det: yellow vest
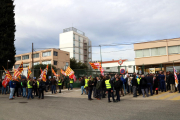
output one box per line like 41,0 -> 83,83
58,80 -> 62,85
70,79 -> 73,84
84,79 -> 89,88
37,81 -> 39,88
137,78 -> 141,85
27,81 -> 32,89
105,79 -> 111,89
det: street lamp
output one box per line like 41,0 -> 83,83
7,60 -> 11,70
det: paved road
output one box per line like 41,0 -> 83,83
0,89 -> 180,120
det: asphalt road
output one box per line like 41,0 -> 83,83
0,89 -> 180,120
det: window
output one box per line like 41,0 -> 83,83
15,64 -> 20,69
42,51 -> 51,57
151,48 -> 158,56
73,34 -> 75,40
42,61 -> 51,65
143,49 -> 150,57
33,62 -> 40,65
159,47 -> 166,55
53,51 -> 58,56
22,55 -> 29,60
15,56 -> 21,61
106,67 -> 110,69
79,36 -> 80,41
33,53 -> 39,58
79,55 -> 81,60
135,50 -> 143,58
66,62 -> 69,66
54,61 -> 57,65
168,46 -> 179,55
23,63 -> 29,68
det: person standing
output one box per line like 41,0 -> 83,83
96,76 -> 102,100
132,75 -> 138,97
166,72 -> 170,91
137,75 -> 141,95
177,72 -> 180,93
2,79 -> 6,95
153,76 -> 159,95
127,75 -> 133,94
80,77 -> 86,95
39,79 -> 45,99
0,79 -> 2,94
27,78 -> 34,99
114,77 -> 121,102
101,76 -> 106,98
88,77 -> 94,100
69,78 -> 74,90
121,75 -> 126,95
140,75 -> 149,98
146,74 -> 153,96
160,72 -> 166,92
58,77 -> 62,93
84,76 -> 89,95
9,80 -> 15,100
21,79 -> 27,98
169,72 -> 175,93
105,76 -> 116,103
51,78 -> 56,94
93,77 -> 97,98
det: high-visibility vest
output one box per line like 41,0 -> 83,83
84,79 -> 89,88
105,79 -> 111,89
137,78 -> 141,85
58,80 -> 62,85
27,81 -> 32,89
37,81 -> 39,88
70,79 -> 73,84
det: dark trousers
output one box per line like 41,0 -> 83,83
39,89 -> 44,99
34,88 -> 38,96
102,88 -> 106,98
167,83 -> 170,91
116,90 -> 120,101
96,89 -> 101,99
108,90 -> 114,101
178,84 -> 180,93
88,89 -> 92,99
137,85 -> 141,95
51,85 -> 56,94
58,85 -> 61,93
161,80 -> 166,92
147,83 -> 153,95
13,87 -> 19,97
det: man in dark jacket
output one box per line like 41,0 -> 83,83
169,72 -> 175,93
146,74 -> 153,95
132,75 -> 138,97
39,79 -> 45,99
80,77 -> 86,95
101,76 -> 106,98
96,77 -> 102,100
140,75 -> 149,98
114,77 -> 121,102
106,76 -> 116,103
88,77 -> 94,100
166,72 -> 170,91
22,79 -> 27,97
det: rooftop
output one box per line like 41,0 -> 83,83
63,27 -> 85,36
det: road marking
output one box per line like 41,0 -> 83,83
158,93 -> 177,100
170,95 -> 180,100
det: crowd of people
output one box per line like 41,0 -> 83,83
80,71 -> 180,102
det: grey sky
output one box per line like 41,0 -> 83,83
14,0 -> 180,61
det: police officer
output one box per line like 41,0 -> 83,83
58,77 -> 62,93
105,76 -> 116,103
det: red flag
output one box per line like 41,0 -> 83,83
61,69 -> 66,76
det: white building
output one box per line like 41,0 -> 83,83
59,27 -> 92,65
100,59 -> 137,73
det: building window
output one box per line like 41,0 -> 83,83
22,55 -> 29,60
15,56 -> 21,61
33,53 -> 39,58
151,48 -> 158,56
23,63 -> 29,68
42,51 -> 51,57
106,67 -> 110,69
54,61 -> 57,65
135,50 -> 143,58
15,64 -> 20,69
79,36 -> 80,41
73,34 -> 75,40
42,61 -> 51,65
143,49 -> 150,57
158,47 -> 166,55
53,51 -> 58,56
168,46 -> 179,55
66,62 -> 69,66
33,62 -> 40,65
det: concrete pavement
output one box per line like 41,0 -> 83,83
0,89 -> 180,120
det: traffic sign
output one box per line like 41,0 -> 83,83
118,59 -> 123,65
120,69 -> 125,74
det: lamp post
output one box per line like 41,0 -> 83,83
7,60 -> 11,70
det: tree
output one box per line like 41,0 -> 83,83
70,58 -> 88,69
33,64 -> 57,79
0,0 -> 16,70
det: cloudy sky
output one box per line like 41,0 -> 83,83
14,0 -> 180,61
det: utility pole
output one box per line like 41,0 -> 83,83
32,43 -> 34,78
99,45 -> 102,67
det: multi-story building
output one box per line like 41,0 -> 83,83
14,48 -> 70,76
134,38 -> 180,73
59,27 -> 92,65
